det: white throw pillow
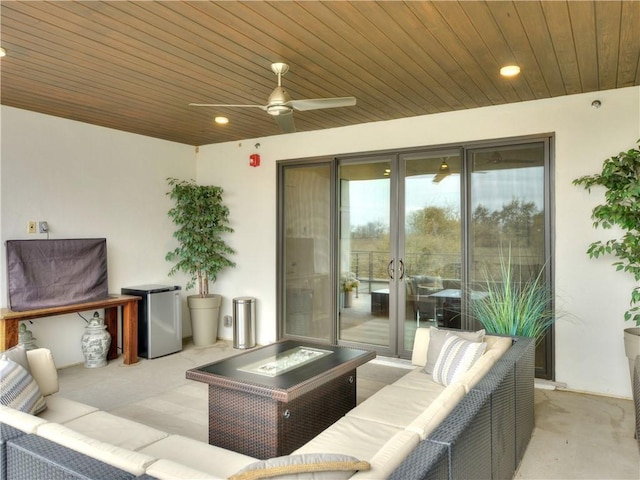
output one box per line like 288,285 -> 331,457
0,357 -> 47,415
423,327 -> 485,374
432,334 -> 487,386
229,453 -> 370,480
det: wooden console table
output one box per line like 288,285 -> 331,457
0,294 -> 141,365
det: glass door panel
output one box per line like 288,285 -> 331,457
338,159 -> 392,351
401,150 -> 462,351
468,142 -> 551,376
281,164 -> 332,341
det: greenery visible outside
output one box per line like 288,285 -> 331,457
349,198 -> 543,287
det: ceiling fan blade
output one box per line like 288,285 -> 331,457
289,97 -> 356,111
432,172 -> 450,183
189,103 -> 267,110
273,111 -> 296,133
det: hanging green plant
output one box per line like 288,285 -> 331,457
572,140 -> 640,325
165,178 -> 236,297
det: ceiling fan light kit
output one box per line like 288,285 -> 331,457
190,63 -> 356,134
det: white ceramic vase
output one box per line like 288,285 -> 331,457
81,312 -> 111,368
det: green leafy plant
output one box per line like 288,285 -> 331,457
572,140 -> 640,325
165,178 -> 236,297
471,251 -> 554,342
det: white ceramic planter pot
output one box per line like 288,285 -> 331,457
624,327 -> 640,390
188,294 -> 222,346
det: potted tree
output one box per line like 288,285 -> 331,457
165,178 -> 236,346
572,140 -> 640,390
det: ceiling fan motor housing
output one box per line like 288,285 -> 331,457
267,86 -> 293,115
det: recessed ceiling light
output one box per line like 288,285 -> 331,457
0,47 -> 6,57
214,116 -> 229,125
500,65 -> 520,77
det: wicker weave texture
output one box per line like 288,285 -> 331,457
428,389 -> 493,480
208,370 -> 356,459
6,434 -> 134,480
387,439 -> 449,480
512,338 -> 535,465
1,423 -> 25,480
389,336 -> 535,480
473,357 -> 517,479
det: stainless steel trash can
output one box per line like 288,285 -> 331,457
233,297 -> 256,349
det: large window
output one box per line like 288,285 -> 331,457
278,135 -> 553,378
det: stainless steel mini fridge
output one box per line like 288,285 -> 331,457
121,284 -> 182,359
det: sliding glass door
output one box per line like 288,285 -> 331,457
277,136 -> 553,377
337,157 -> 394,354
400,149 -> 462,352
279,163 -> 333,341
468,142 -> 551,376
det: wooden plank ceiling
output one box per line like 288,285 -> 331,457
1,1 -> 638,146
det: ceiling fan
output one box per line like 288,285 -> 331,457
432,159 -> 451,183
189,63 -> 357,134
477,151 -> 535,166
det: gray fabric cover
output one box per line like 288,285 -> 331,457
6,239 -> 108,311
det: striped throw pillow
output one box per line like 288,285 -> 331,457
0,357 -> 47,415
432,334 -> 487,386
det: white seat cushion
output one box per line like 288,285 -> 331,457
25,348 -> 59,396
61,410 -> 168,450
36,422 -> 157,476
293,416 -> 401,461
391,368 -> 444,392
145,458 -> 224,480
0,403 -> 48,433
37,395 -> 99,423
455,350 -> 501,392
346,384 -> 445,428
349,430 -> 420,480
405,383 -> 467,439
139,434 -> 256,479
485,335 -> 512,356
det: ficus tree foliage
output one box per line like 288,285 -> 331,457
572,140 -> 640,325
165,178 -> 236,297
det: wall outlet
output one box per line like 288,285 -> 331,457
28,221 -> 36,234
38,221 -> 48,233
223,315 -> 232,327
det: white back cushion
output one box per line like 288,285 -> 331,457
26,348 -> 59,396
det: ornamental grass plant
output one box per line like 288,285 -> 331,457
471,250 -> 554,343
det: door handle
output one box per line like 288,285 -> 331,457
399,259 -> 405,280
387,260 -> 394,280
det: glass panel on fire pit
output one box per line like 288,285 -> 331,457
239,346 -> 333,377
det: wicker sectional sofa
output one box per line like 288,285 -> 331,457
0,329 -> 534,480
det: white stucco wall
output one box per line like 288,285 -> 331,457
0,106 -> 196,366
196,86 -> 640,398
2,87 -> 639,397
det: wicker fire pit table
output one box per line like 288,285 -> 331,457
186,340 -> 376,459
